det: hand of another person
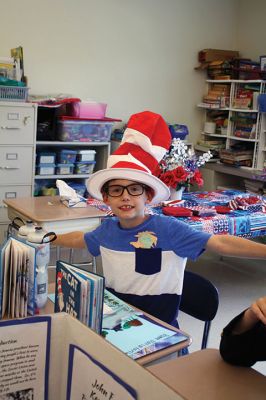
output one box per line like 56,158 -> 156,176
246,296 -> 266,325
231,296 -> 266,335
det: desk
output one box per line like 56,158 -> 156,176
157,189 -> 266,238
148,348 -> 266,400
3,195 -> 106,234
43,281 -> 191,367
5,191 -> 266,239
87,189 -> 266,238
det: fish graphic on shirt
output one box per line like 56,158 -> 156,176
130,231 -> 158,249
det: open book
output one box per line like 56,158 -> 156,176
0,313 -> 183,400
0,236 -> 36,319
54,260 -> 105,334
103,290 -> 189,360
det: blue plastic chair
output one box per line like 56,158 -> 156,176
179,270 -> 219,349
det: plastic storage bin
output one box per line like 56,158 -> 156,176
36,152 -> 56,164
56,163 -> 74,175
57,149 -> 77,164
76,150 -> 96,162
57,118 -> 114,142
67,182 -> 87,197
0,86 -> 29,102
74,161 -> 96,174
71,101 -> 107,119
36,164 -> 55,175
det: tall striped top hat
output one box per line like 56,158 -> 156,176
86,111 -> 171,204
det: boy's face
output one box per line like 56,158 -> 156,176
102,179 -> 154,228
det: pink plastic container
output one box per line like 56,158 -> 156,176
71,101 -> 107,119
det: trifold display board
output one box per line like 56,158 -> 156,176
0,313 -> 184,400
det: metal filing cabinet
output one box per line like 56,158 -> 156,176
0,102 -> 37,243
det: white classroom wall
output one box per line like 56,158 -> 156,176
236,0 -> 266,60
1,0 -> 262,144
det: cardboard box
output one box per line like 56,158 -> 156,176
198,49 -> 239,63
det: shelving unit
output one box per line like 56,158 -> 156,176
259,112 -> 266,170
35,141 -> 110,179
34,141 -> 110,196
196,79 -> 266,169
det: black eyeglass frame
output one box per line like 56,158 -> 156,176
104,183 -> 148,197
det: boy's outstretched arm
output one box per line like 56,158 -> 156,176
206,234 -> 266,259
54,231 -> 86,249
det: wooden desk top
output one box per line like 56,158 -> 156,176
148,348 -> 266,400
4,196 -> 106,223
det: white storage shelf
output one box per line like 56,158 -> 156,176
34,141 -> 110,180
197,79 -> 266,170
35,173 -> 91,179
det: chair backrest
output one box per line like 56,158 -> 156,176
179,270 -> 219,349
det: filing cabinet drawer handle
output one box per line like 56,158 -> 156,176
5,166 -> 20,170
0,166 -> 20,170
1,126 -> 20,130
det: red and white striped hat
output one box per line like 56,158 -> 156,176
86,111 -> 171,203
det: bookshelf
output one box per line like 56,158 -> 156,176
196,79 -> 266,169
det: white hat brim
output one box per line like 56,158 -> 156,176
86,168 -> 170,204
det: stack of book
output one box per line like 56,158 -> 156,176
0,47 -> 25,82
231,112 -> 257,139
201,84 -> 230,108
244,179 -> 265,195
196,139 -> 225,160
207,60 -> 233,80
206,109 -> 228,134
219,149 -> 254,167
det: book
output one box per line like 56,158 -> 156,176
0,236 -> 36,318
0,313 -> 183,400
10,46 -> 24,82
102,290 -> 189,360
54,260 -> 105,334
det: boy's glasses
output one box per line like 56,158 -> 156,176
105,184 -> 147,197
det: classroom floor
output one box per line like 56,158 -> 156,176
50,246 -> 266,376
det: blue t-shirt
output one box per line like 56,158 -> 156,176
85,214 -> 211,325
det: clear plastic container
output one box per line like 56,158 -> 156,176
56,163 -> 74,175
76,149 -> 96,162
57,118 -> 114,142
74,161 -> 96,174
57,149 -> 77,163
36,152 -> 56,164
36,164 -> 56,175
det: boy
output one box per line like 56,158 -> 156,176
220,296 -> 266,367
55,111 -> 266,326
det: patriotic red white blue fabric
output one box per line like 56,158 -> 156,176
86,111 -> 171,203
